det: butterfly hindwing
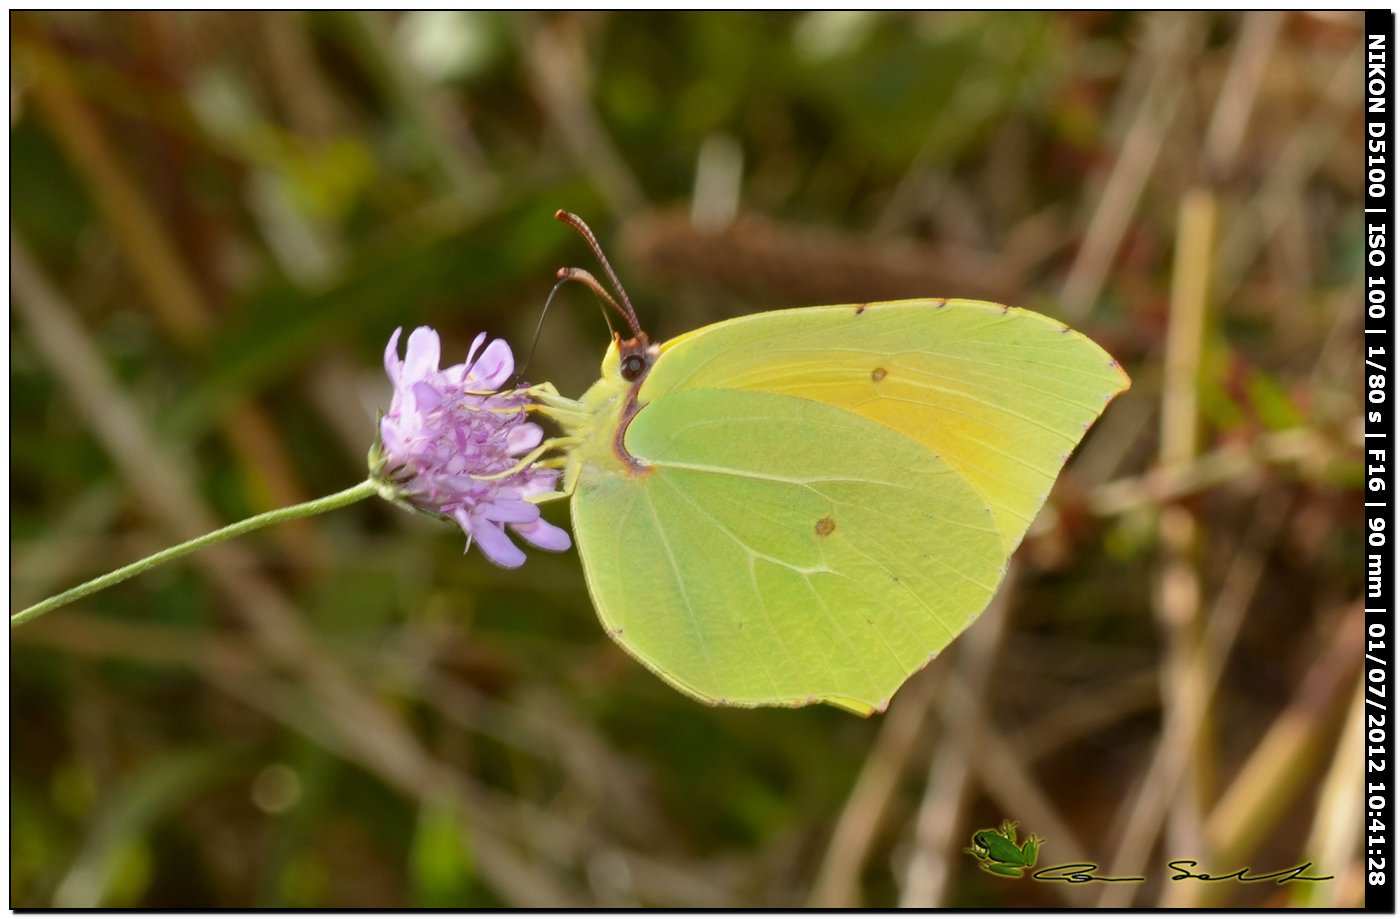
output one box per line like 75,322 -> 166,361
572,387 -> 1004,713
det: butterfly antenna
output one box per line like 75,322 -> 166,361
556,267 -> 624,330
554,210 -> 644,338
514,274 -> 579,385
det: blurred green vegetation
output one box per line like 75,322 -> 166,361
12,11 -> 1365,907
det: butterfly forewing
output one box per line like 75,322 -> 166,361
642,299 -> 1129,554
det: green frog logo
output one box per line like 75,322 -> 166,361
965,820 -> 1043,878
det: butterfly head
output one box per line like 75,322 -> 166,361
617,332 -> 656,383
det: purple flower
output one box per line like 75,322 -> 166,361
376,326 -> 571,568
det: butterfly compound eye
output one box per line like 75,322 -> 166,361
620,352 -> 649,381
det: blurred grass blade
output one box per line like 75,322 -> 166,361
410,790 -> 475,907
54,747 -> 245,907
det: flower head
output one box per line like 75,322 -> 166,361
375,326 -> 571,568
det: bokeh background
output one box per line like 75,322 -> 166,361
11,11 -> 1366,908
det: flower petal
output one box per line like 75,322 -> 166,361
442,331 -> 487,386
403,327 -> 441,382
384,327 -> 404,380
470,519 -> 527,568
484,499 -> 541,524
411,381 -> 444,413
513,518 -> 571,552
518,472 -> 561,498
380,417 -> 406,455
469,339 -> 514,389
464,331 -> 488,368
506,423 -> 543,454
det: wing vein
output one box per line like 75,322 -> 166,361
640,485 -> 721,694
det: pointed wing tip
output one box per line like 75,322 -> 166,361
1108,357 -> 1132,392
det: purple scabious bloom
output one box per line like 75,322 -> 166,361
376,326 -> 571,568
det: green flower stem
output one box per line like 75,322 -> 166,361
11,479 -> 382,628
